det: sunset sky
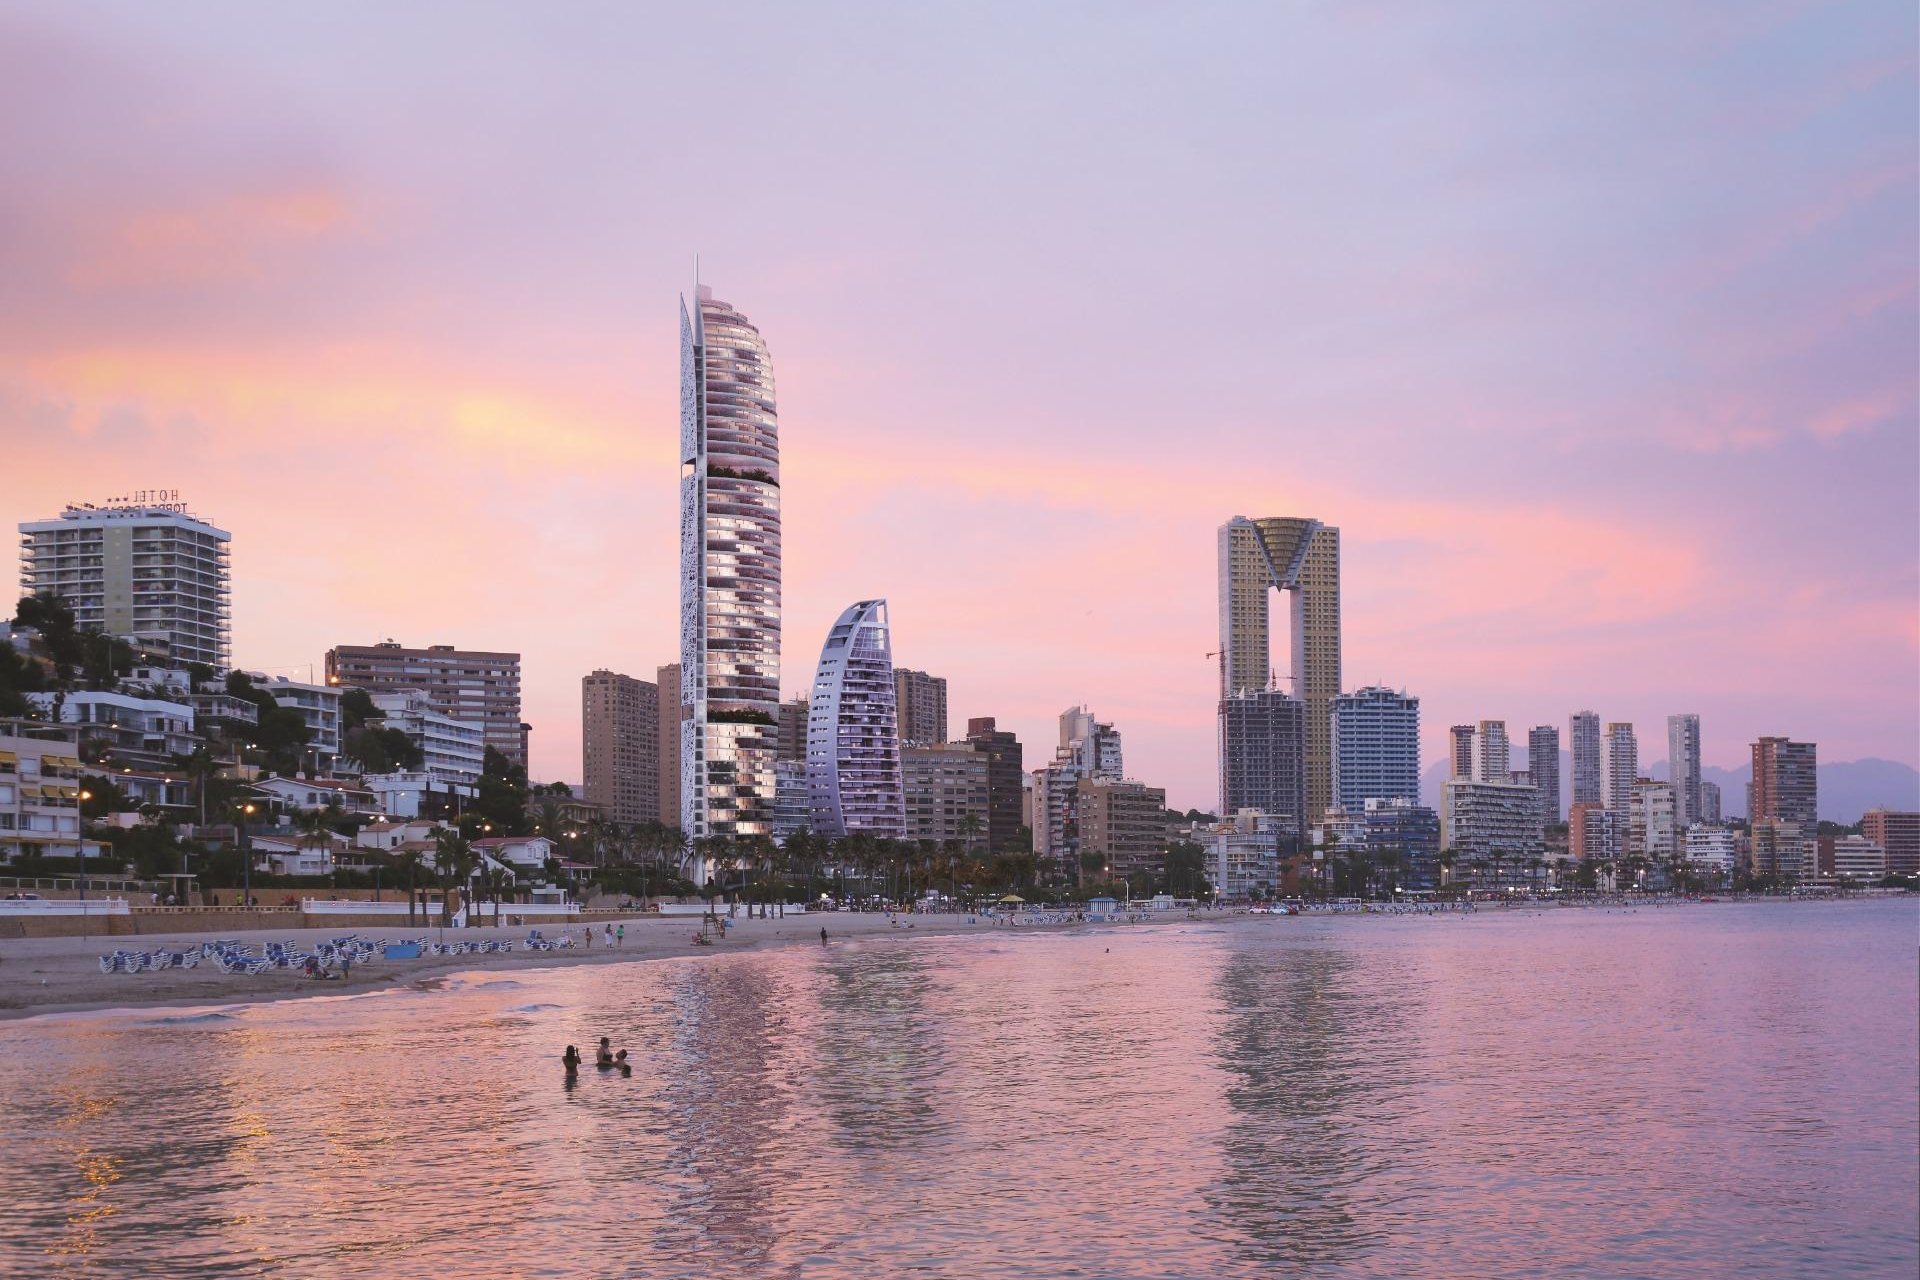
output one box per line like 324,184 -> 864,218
2,2 -> 1914,809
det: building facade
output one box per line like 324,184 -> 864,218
1330,686 -> 1420,811
901,743 -> 989,848
1449,725 -> 1475,778
1528,725 -> 1561,825
655,662 -> 682,830
1569,801 -> 1619,862
777,696 -> 810,762
1860,809 -> 1918,876
1074,777 -> 1167,884
19,500 -> 232,670
1206,811 -> 1288,899
581,669 -> 659,826
1218,515 -> 1341,821
1667,714 -> 1703,831
326,642 -> 527,766
370,691 -> 486,787
1629,779 -> 1678,858
1604,722 -> 1638,815
1684,824 -> 1736,872
1699,780 -> 1722,824
1361,797 -> 1441,890
1440,778 -> 1545,860
25,690 -> 197,766
679,286 -> 782,854
254,676 -> 343,762
893,669 -> 948,747
1750,737 -> 1817,832
964,717 -> 1024,855
1218,689 -> 1307,835
1472,720 -> 1510,782
1570,711 -> 1602,807
0,720 -> 92,865
806,599 -> 905,840
773,760 -> 809,843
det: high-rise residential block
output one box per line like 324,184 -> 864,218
1034,705 -> 1126,868
1604,722 -> 1637,815
1330,686 -> 1420,812
773,759 -> 808,842
580,669 -> 659,826
806,599 -> 904,839
1667,714 -> 1702,830
1528,725 -> 1561,825
1449,725 -> 1475,778
1218,515 -> 1340,821
1750,736 -> 1817,830
1218,689 -> 1307,834
893,669 -> 948,747
1630,779 -> 1678,858
1472,720 -> 1510,782
326,642 -> 527,766
655,662 -> 682,830
1860,809 -> 1918,876
777,695 -> 809,762
1699,780 -> 1722,824
20,499 -> 232,670
1569,801 -> 1619,862
679,285 -> 781,854
1570,711 -> 1602,807
1076,777 -> 1168,884
901,742 -> 989,848
964,717 -> 1024,855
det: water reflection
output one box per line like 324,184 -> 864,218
1206,941 -> 1414,1268
812,945 -> 945,1152
0,904 -> 1912,1279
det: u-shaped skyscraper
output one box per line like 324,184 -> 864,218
806,599 -> 906,840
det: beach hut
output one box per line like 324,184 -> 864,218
997,894 -> 1025,905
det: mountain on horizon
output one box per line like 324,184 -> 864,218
1417,754 -> 1918,826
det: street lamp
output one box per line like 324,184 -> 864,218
239,802 -> 257,909
76,788 -> 92,937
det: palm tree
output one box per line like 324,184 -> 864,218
434,829 -> 477,926
392,848 -> 426,925
958,813 -> 984,862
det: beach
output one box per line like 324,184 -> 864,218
0,909 -> 1003,1021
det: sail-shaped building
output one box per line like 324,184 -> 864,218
806,599 -> 906,839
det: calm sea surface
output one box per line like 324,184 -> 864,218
3,901 -> 1915,1279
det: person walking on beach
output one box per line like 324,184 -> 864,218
616,924 -> 624,948
820,927 -> 828,945
585,925 -> 593,948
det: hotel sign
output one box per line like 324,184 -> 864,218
99,488 -> 188,512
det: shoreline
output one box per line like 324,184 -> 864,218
0,910 -> 1064,1024
4,895 -> 1901,1025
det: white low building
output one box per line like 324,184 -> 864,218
1205,811 -> 1285,899
253,775 -> 379,815
252,676 -> 344,760
26,690 -> 198,763
370,691 -> 486,787
1683,824 -> 1736,871
249,831 -> 353,877
362,770 -> 475,819
1830,835 -> 1886,883
472,834 -> 556,872
354,819 -> 447,851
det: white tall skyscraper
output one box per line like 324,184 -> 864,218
1667,713 -> 1702,831
679,285 -> 781,863
1605,722 -> 1638,815
19,498 -> 232,670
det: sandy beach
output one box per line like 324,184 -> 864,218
0,909 -> 1009,1022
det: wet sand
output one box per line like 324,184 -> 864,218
0,910 -> 1008,1021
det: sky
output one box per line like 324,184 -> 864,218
0,1 -> 1914,810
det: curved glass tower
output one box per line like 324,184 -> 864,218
680,286 -> 780,865
806,599 -> 906,839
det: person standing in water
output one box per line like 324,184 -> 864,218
562,1046 -> 581,1076
820,927 -> 828,945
